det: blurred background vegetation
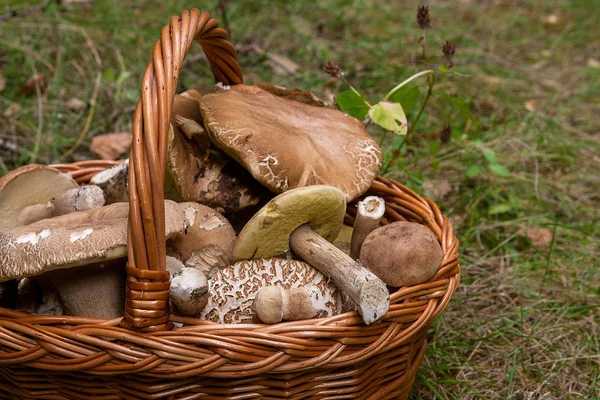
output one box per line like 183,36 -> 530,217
0,0 -> 598,398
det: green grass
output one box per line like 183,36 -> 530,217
1,0 -> 599,398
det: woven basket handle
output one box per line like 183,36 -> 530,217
124,9 -> 243,331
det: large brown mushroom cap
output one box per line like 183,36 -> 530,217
200,84 -> 382,201
201,258 -> 343,324
165,92 -> 263,214
0,200 -> 185,282
359,221 -> 443,287
0,164 -> 79,231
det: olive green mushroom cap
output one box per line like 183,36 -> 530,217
200,85 -> 382,201
0,201 -> 186,282
232,185 -> 346,262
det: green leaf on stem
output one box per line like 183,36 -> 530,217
489,163 -> 511,177
465,165 -> 485,178
389,85 -> 420,112
335,90 -> 370,120
369,101 -> 407,135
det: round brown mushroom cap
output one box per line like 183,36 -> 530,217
201,258 -> 344,324
0,200 -> 185,282
165,92 -> 263,214
167,202 -> 236,276
359,222 -> 443,287
232,185 -> 346,262
0,164 -> 79,231
200,84 -> 382,201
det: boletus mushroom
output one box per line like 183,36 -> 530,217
167,202 -> 236,278
232,185 -> 389,325
0,201 -> 186,319
201,258 -> 343,324
165,91 -> 264,214
199,84 -> 382,201
360,221 -> 443,287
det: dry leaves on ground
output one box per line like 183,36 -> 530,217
524,227 -> 553,247
20,73 -> 48,96
524,99 -> 537,112
90,132 -> 132,160
423,178 -> 452,200
0,73 -> 5,93
66,97 -> 87,112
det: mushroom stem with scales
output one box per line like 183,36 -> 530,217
349,196 -> 386,260
232,185 -> 389,325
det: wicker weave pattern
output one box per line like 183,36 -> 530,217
0,9 -> 460,399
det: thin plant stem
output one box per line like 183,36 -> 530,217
342,76 -> 372,107
384,69 -> 434,101
381,72 -> 436,175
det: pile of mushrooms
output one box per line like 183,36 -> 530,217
0,82 -> 444,326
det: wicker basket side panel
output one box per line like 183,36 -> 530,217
0,336 -> 426,399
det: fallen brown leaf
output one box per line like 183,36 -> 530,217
90,132 -> 132,160
0,73 -> 5,93
423,178 -> 452,200
20,73 -> 48,96
587,58 -> 600,68
526,227 -> 553,247
524,99 -> 537,112
542,14 -> 559,25
66,97 -> 87,112
482,75 -> 502,87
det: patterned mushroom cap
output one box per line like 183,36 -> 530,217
201,258 -> 345,324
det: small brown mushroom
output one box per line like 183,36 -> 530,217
0,201 -> 186,319
0,164 -> 79,231
167,202 -> 236,277
200,84 -> 382,201
233,185 -> 389,325
201,258 -> 343,324
359,222 -> 443,287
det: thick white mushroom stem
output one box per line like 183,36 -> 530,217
255,285 -> 326,324
350,196 -> 386,260
170,267 -> 209,317
50,185 -> 106,217
289,224 -> 389,325
89,160 -> 129,204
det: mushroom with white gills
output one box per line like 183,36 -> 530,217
0,200 -> 186,319
167,202 -> 236,278
202,258 -> 344,324
199,84 -> 382,202
232,185 -> 389,325
349,196 -> 386,260
359,221 -> 443,287
165,91 -> 263,214
0,164 -> 79,230
89,160 -> 129,204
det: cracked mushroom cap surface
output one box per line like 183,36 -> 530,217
201,258 -> 344,324
200,84 -> 382,201
0,201 -> 185,282
165,92 -> 263,214
232,185 -> 346,262
0,164 -> 79,231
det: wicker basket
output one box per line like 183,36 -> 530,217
0,9 -> 460,399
